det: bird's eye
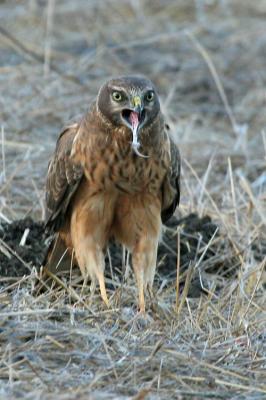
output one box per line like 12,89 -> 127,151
112,91 -> 123,102
145,91 -> 154,102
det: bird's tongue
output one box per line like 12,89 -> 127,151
129,111 -> 139,130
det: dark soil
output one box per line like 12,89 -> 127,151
0,218 -> 48,277
0,214 -> 218,295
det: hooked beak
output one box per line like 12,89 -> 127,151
131,95 -> 143,115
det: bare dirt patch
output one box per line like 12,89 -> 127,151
0,214 -> 219,297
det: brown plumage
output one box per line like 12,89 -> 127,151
45,76 -> 180,312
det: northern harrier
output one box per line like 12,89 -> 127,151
45,76 -> 180,312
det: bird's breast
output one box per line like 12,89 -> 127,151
83,143 -> 168,195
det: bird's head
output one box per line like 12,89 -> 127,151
97,76 -> 160,157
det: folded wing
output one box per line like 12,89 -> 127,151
45,121 -> 84,232
161,131 -> 181,223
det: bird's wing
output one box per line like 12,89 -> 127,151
161,130 -> 181,223
45,120 -> 84,232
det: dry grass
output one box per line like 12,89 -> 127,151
0,0 -> 265,399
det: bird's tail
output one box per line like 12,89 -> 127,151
34,233 -> 73,294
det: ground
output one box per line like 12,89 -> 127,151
0,1 -> 266,399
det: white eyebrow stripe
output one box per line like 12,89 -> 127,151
110,86 -> 129,93
110,86 -> 140,94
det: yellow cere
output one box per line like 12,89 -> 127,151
132,96 -> 141,108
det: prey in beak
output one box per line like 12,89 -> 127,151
122,95 -> 149,158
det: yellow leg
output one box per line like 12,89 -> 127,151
132,237 -> 159,313
70,188 -> 116,308
137,269 -> 145,313
81,274 -> 89,296
74,240 -> 108,307
97,271 -> 109,307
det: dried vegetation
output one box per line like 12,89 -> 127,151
0,0 -> 265,399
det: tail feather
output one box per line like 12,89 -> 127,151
34,233 -> 73,294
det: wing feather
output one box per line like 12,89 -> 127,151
45,121 -> 84,231
161,130 -> 181,223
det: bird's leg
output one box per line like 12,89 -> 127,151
81,274 -> 97,306
88,277 -> 96,304
97,268 -> 109,307
132,256 -> 145,313
132,238 -> 158,313
74,238 -> 109,307
83,273 -> 108,307
112,193 -> 161,311
69,185 -> 116,307
81,273 -> 90,296
145,250 -> 158,297
147,282 -> 155,302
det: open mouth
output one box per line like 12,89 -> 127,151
121,109 -> 145,127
